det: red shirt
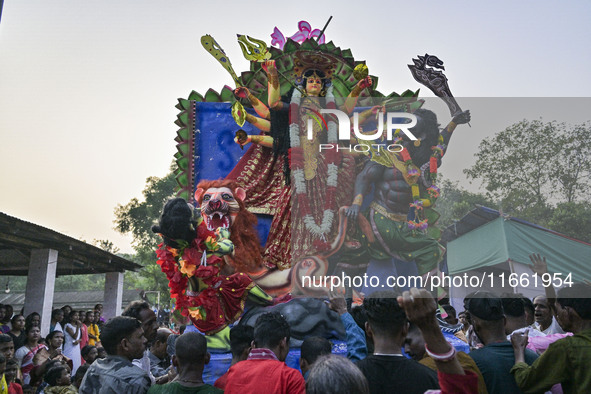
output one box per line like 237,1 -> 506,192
8,382 -> 24,394
213,370 -> 229,390
224,349 -> 305,394
424,370 -> 479,394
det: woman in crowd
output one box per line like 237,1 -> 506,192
8,315 -> 26,350
33,330 -> 73,384
78,314 -> 89,356
84,311 -> 100,347
14,325 -> 44,385
60,306 -> 72,319
24,313 -> 40,329
0,305 -> 10,334
93,305 -> 105,330
49,309 -> 64,334
62,311 -> 82,375
2,305 -> 14,329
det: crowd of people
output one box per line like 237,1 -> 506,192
0,303 -> 105,393
0,276 -> 590,394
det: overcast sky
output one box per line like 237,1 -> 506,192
1,1 -> 590,254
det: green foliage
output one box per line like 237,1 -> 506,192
464,120 -> 591,207
54,274 -> 105,292
548,202 -> 591,243
113,166 -> 177,250
3,274 -> 105,294
92,239 -> 120,254
436,178 -> 495,228
113,164 -> 178,305
462,119 -> 591,242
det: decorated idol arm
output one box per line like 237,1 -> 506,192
438,110 -> 470,157
234,133 -> 274,148
234,87 -> 270,120
345,160 -> 385,220
349,105 -> 386,143
342,77 -> 373,114
243,115 -> 271,133
264,60 -> 284,110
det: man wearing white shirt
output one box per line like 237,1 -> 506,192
534,295 -> 565,335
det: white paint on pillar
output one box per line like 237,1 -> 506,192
103,271 -> 124,320
24,249 -> 57,337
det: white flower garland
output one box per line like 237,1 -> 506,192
327,163 -> 339,187
289,85 -> 338,239
290,88 -> 302,148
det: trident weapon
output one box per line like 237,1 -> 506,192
408,54 -> 464,117
236,34 -> 306,96
237,35 -> 272,62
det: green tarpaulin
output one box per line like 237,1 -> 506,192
447,214 -> 590,282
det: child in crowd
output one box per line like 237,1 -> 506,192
4,358 -> 24,394
43,365 -> 76,394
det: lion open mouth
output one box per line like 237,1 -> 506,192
205,211 -> 230,231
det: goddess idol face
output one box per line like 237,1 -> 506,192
303,69 -> 325,96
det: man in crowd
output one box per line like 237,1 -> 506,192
404,322 -> 488,393
306,354 -> 369,394
224,312 -> 305,394
328,287 -> 368,361
465,291 -> 538,394
147,332 -> 222,393
400,288 -> 479,394
355,290 -> 439,394
299,337 -> 331,380
501,293 -> 553,355
511,283 -> 591,393
148,328 -> 173,378
79,316 -> 151,394
214,325 -> 253,390
0,335 -> 14,362
521,296 -> 535,327
529,253 -> 565,335
533,295 -> 565,335
122,301 -> 174,385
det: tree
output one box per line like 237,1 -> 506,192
92,239 -> 120,254
463,119 -> 591,242
464,120 -> 591,208
547,202 -> 591,244
436,178 -> 495,228
114,165 -> 177,250
552,122 -> 591,203
114,164 -> 178,304
464,119 -> 554,210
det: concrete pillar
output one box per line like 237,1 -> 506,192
24,249 -> 58,337
103,272 -> 124,320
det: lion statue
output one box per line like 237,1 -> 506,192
152,179 -> 271,334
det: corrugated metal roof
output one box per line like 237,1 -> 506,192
0,212 -> 142,275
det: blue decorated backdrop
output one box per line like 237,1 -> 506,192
193,102 -> 272,246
